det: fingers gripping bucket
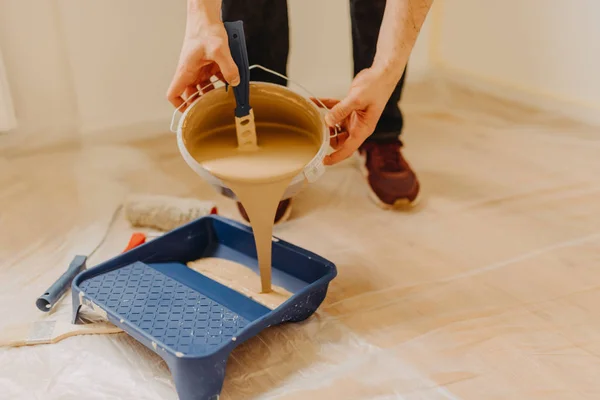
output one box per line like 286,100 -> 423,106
171,65 -> 333,201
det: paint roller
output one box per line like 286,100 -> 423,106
224,20 -> 258,151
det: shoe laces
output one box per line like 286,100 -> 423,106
364,142 -> 405,172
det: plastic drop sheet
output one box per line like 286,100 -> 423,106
2,79 -> 600,399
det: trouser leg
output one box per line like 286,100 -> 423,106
221,0 -> 290,86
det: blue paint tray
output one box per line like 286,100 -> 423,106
71,215 -> 336,400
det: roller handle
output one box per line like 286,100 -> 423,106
36,255 -> 88,312
224,21 -> 251,118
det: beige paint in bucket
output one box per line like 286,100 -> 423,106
174,76 -> 331,293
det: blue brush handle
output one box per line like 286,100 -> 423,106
36,255 -> 87,312
223,21 -> 251,118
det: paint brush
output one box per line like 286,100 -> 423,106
224,21 -> 258,151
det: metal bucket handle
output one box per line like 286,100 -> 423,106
169,64 -> 341,137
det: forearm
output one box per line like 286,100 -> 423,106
373,0 -> 433,83
186,0 -> 223,36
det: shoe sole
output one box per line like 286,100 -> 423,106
354,152 -> 421,210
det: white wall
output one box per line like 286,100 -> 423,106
433,0 -> 600,123
0,0 -> 433,138
0,0 -> 78,137
55,0 -> 187,135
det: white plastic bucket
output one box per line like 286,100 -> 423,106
171,65 -> 335,201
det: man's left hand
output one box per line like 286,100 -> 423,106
313,67 -> 398,166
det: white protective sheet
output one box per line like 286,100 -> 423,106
2,79 -> 600,399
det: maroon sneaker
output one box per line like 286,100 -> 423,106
236,198 -> 293,225
357,141 -> 420,209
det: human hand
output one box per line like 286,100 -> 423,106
167,22 -> 240,111
314,67 -> 398,166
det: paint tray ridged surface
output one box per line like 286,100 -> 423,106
71,215 -> 336,400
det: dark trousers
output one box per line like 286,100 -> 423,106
222,0 -> 406,143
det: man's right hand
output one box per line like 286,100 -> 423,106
167,12 -> 240,110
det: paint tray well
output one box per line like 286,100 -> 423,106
71,215 -> 336,400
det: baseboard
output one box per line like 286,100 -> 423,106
406,66 -> 434,84
81,118 -> 173,142
0,113 -> 17,133
0,120 -> 79,152
0,118 -> 171,153
438,65 -> 600,127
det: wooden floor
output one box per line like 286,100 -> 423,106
2,79 -> 600,399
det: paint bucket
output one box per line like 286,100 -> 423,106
170,65 -> 337,201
